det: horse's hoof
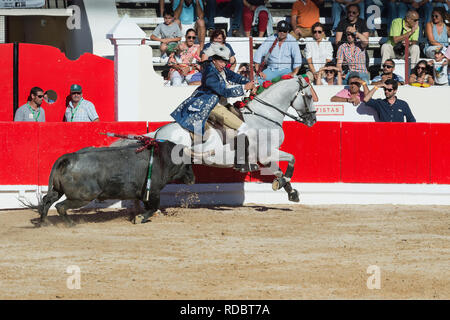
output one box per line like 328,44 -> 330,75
288,189 -> 300,203
134,214 -> 150,224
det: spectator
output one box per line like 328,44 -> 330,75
173,0 -> 206,50
381,10 -> 421,68
315,61 -> 343,85
304,22 -> 334,82
330,73 -> 369,105
335,4 -> 369,47
392,0 -> 433,25
424,7 -> 449,58
237,62 -> 252,78
65,84 -> 99,122
290,0 -> 323,39
371,58 -> 405,85
336,25 -> 370,83
150,8 -> 183,59
409,59 -> 435,86
332,0 -> 365,35
169,29 -> 203,86
429,47 -> 448,85
432,0 -> 449,13
205,0 -> 244,37
201,29 -> 237,70
254,20 -> 303,84
363,78 -> 416,122
158,0 -> 165,17
14,87 -> 45,122
243,0 -> 272,37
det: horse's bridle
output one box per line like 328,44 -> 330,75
243,79 -> 316,126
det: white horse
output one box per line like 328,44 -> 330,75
150,75 -> 317,202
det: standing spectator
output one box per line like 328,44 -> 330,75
304,22 -> 334,82
335,4 -> 369,48
254,20 -> 303,84
243,0 -> 272,37
363,79 -> 416,122
332,0 -> 365,35
429,47 -> 448,85
65,84 -> 99,122
173,0 -> 206,50
409,59 -> 435,86
371,58 -> 405,85
14,87 -> 45,122
150,8 -> 183,59
380,10 -> 421,68
290,0 -> 323,39
201,29 -> 237,70
205,0 -> 244,37
169,29 -> 203,86
158,0 -> 165,17
336,25 -> 370,83
424,7 -> 449,58
331,73 -> 369,105
315,61 -> 343,85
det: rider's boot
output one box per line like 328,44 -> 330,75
234,124 -> 259,173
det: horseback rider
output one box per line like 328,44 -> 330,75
171,42 -> 259,172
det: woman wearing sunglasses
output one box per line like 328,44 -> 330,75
315,61 -> 342,86
409,60 -> 435,86
304,22 -> 333,82
424,7 -> 449,59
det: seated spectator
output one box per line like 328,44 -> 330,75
335,3 -> 369,48
336,26 -> 370,83
173,0 -> 206,50
150,8 -> 183,59
290,0 -> 323,39
429,47 -> 449,85
14,87 -> 46,122
363,79 -> 416,122
330,73 -> 369,105
381,10 -> 421,69
253,21 -> 303,84
332,0 -> 365,35
424,7 -> 449,59
201,29 -> 237,70
237,63 -> 251,78
243,0 -> 272,38
168,29 -> 203,86
205,0 -> 244,37
65,84 -> 99,122
315,61 -> 343,85
304,22 -> 334,82
371,59 -> 405,85
409,59 -> 435,86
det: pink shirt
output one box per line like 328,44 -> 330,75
335,88 -> 365,101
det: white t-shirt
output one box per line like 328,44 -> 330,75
433,60 -> 448,85
304,40 -> 334,72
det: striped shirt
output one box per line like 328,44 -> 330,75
65,99 -> 99,122
336,42 -> 367,73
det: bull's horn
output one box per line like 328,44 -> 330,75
183,147 -> 215,159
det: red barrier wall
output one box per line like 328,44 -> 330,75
3,43 -> 114,122
2,121 -> 450,186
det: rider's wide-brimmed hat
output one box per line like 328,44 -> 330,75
204,42 -> 231,62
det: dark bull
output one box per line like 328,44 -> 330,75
37,141 -> 195,227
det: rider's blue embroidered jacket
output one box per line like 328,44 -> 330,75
171,61 -> 249,133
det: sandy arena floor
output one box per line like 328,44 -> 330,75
0,204 -> 449,300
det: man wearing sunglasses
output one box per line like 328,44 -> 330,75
335,3 -> 369,48
371,59 -> 405,85
64,84 -> 99,122
14,87 -> 46,122
363,79 -> 416,122
381,10 -> 421,68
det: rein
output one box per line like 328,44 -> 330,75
243,80 -> 316,125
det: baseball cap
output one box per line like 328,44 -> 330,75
70,84 -> 82,93
277,20 -> 290,32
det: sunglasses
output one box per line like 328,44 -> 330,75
417,66 -> 425,70
187,36 -> 196,40
346,32 -> 355,36
412,18 -> 419,22
384,88 -> 394,92
71,92 -> 82,95
325,70 -> 335,74
36,95 -> 44,98
350,82 -> 361,86
313,30 -> 323,34
432,15 -> 440,19
383,64 -> 393,69
348,10 -> 358,15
